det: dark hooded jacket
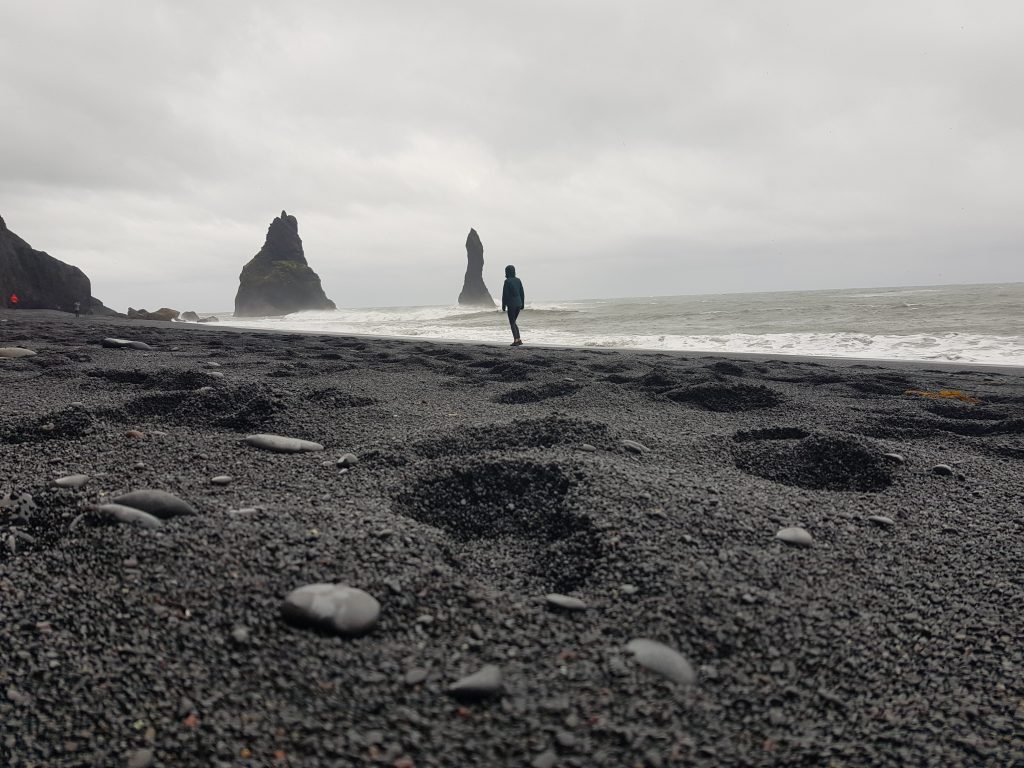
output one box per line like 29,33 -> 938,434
501,265 -> 525,311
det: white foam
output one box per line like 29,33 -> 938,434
213,298 -> 1024,366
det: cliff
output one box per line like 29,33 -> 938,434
0,214 -> 113,313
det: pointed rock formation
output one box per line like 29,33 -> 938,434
0,214 -> 115,313
234,211 -> 336,317
458,228 -> 495,307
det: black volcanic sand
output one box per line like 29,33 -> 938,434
1,309 -> 1023,767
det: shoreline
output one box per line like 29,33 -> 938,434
2,308 -> 1023,765
7,308 -> 1023,374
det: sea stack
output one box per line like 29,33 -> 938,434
234,211 -> 336,317
0,213 -> 114,313
457,228 -> 495,307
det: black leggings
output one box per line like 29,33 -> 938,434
507,307 -> 521,340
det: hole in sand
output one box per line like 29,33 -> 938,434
494,381 -> 583,404
394,460 -> 603,592
113,383 -> 286,430
733,433 -> 894,491
666,382 -> 783,412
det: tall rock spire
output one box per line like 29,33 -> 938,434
234,211 -> 336,317
457,228 -> 495,307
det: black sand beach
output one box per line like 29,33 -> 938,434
1,309 -> 1022,767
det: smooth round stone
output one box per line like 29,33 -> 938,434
230,625 -> 251,644
98,504 -> 163,530
622,439 -> 650,454
577,443 -> 597,452
336,453 -> 359,468
245,434 -> 324,453
101,338 -> 154,351
54,474 -> 90,489
204,361 -> 222,368
280,583 -> 380,636
404,667 -> 429,686
776,526 -> 813,548
545,593 -> 587,612
447,665 -> 503,701
0,347 -> 36,358
931,463 -> 954,476
868,515 -> 895,527
882,452 -> 905,464
112,489 -> 197,519
207,370 -> 225,378
625,638 -> 696,685
126,748 -> 155,768
211,475 -> 232,485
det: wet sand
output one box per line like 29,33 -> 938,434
1,309 -> 1023,766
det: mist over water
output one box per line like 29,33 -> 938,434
213,283 -> 1024,365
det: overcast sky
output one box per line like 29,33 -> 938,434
1,1 -> 1021,312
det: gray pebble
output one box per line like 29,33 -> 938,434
622,439 -> 650,454
447,664 -> 503,701
98,504 -> 163,530
0,347 -> 36,358
101,338 -> 153,351
775,526 -> 813,548
230,625 -> 251,645
576,443 -> 597,452
625,638 -> 696,685
211,475 -> 232,485
404,667 -> 429,686
126,748 -> 155,768
280,583 -> 380,636
245,434 -> 324,453
931,463 -> 954,476
555,731 -> 576,748
54,474 -> 90,489
336,452 -> 359,468
545,594 -> 587,612
112,489 -> 197,519
868,515 -> 895,527
882,452 -> 905,464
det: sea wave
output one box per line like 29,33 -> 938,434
215,308 -> 1023,365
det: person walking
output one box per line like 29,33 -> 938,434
73,300 -> 81,318
501,264 -> 525,346
9,293 -> 19,308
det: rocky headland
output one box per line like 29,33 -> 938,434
234,211 -> 336,317
0,214 -> 114,314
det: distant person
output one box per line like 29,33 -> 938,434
501,264 -> 525,346
9,293 -> 18,308
73,300 -> 81,318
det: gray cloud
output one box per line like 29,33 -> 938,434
0,0 -> 1021,312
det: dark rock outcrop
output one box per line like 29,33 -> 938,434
0,214 -> 113,313
127,307 -> 180,322
234,211 -> 336,317
180,310 -> 219,323
458,229 -> 494,307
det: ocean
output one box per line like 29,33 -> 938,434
210,282 -> 1024,366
